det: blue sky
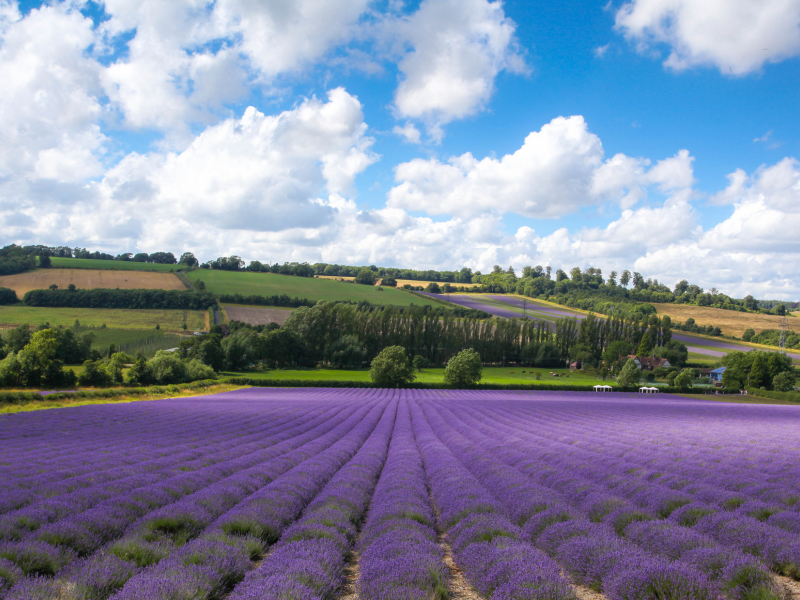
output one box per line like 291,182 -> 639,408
1,0 -> 800,297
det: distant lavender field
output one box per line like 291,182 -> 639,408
1,388 -> 798,600
418,292 -> 521,319
486,294 -> 587,318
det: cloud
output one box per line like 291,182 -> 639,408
615,0 -> 800,75
387,115 -> 695,218
393,122 -> 422,144
0,3 -> 105,182
389,0 -> 526,139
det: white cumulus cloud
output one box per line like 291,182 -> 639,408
615,0 -> 800,75
387,115 -> 695,219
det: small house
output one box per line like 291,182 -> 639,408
709,367 -> 726,382
627,355 -> 671,371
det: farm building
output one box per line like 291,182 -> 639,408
709,367 -> 726,381
627,354 -> 671,370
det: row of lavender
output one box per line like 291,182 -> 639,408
1,389 -> 799,600
414,390 -> 800,599
0,389 -> 392,599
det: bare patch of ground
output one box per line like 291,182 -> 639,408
0,268 -> 184,296
438,534 -> 484,600
776,574 -> 800,599
223,304 -> 293,326
338,550 -> 361,600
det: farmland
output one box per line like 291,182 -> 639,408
185,269 -> 441,306
49,257 -> 181,272
0,389 -> 797,599
652,303 -> 796,337
0,268 -> 185,297
319,275 -> 473,288
232,366 -> 613,386
223,304 -> 293,326
0,305 -> 206,330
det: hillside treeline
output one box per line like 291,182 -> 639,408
23,289 -> 217,310
217,302 -> 683,372
0,245 -> 38,276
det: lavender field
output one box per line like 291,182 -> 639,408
1,389 -> 799,600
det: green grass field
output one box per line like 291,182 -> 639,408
50,257 -> 180,272
0,306 -> 206,330
226,367 -> 615,386
186,270 -> 441,307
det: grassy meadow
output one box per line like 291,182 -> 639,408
227,367 -> 615,386
0,305 -> 206,330
50,257 -> 181,272
186,270 -> 441,307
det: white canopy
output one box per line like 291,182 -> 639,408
594,385 -> 613,392
639,386 -> 660,393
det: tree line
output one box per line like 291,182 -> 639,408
213,302 -> 685,374
23,289 -> 217,310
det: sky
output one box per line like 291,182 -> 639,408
1,0 -> 800,299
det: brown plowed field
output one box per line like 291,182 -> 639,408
223,304 -> 293,326
0,269 -> 185,297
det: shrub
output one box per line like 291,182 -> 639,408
617,358 -> 640,386
0,287 -> 17,305
772,371 -> 796,392
369,346 -> 415,387
443,349 -> 482,387
412,355 -> 430,372
674,368 -> 694,390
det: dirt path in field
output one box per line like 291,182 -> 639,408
338,549 -> 361,600
776,574 -> 800,599
437,533 -> 485,600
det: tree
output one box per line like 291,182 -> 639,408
325,335 -> 367,368
179,252 -> 199,268
742,328 -> 755,342
620,270 -> 631,287
636,330 -> 655,356
425,282 -> 441,293
603,340 -> 634,368
674,368 -> 693,390
38,250 -> 51,268
369,346 -> 415,387
744,295 -> 758,311
443,349 -> 482,386
412,355 -> 429,372
617,358 -> 640,386
773,371 -> 796,392
355,268 -> 377,285
127,357 -> 154,385
608,271 -> 618,285
381,277 -> 397,287
6,325 -> 32,353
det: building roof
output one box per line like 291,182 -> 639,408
636,355 -> 671,369
710,367 -> 726,374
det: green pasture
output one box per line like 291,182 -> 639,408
0,305 -> 206,330
50,257 -> 179,272
226,367 -> 615,386
186,270 -> 441,307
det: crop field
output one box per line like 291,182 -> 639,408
234,367 -> 613,386
186,269 -> 441,307
0,306 -> 205,331
1,390 -> 798,600
318,275 -> 472,288
223,304 -> 293,326
49,258 -> 181,272
652,303 -> 796,337
0,268 -> 185,297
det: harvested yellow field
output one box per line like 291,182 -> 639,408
316,276 -> 471,288
0,269 -> 186,297
652,303 -> 796,337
